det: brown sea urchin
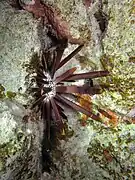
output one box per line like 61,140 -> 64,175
32,45 -> 109,138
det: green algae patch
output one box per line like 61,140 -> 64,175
0,84 -> 17,100
6,91 -> 17,99
87,121 -> 135,179
0,129 -> 26,172
99,56 -> 135,112
0,84 -> 6,99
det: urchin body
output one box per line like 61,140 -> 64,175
40,72 -> 56,102
32,45 -> 109,138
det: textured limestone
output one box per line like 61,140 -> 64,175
0,0 -> 135,179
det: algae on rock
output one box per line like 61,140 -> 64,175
0,0 -> 135,180
0,0 -> 42,179
96,0 -> 135,114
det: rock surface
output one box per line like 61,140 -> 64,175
0,0 -> 135,180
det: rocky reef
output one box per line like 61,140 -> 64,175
0,0 -> 135,179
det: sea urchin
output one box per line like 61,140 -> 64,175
32,45 -> 109,138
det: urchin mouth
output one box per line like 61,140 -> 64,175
42,72 -> 56,102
